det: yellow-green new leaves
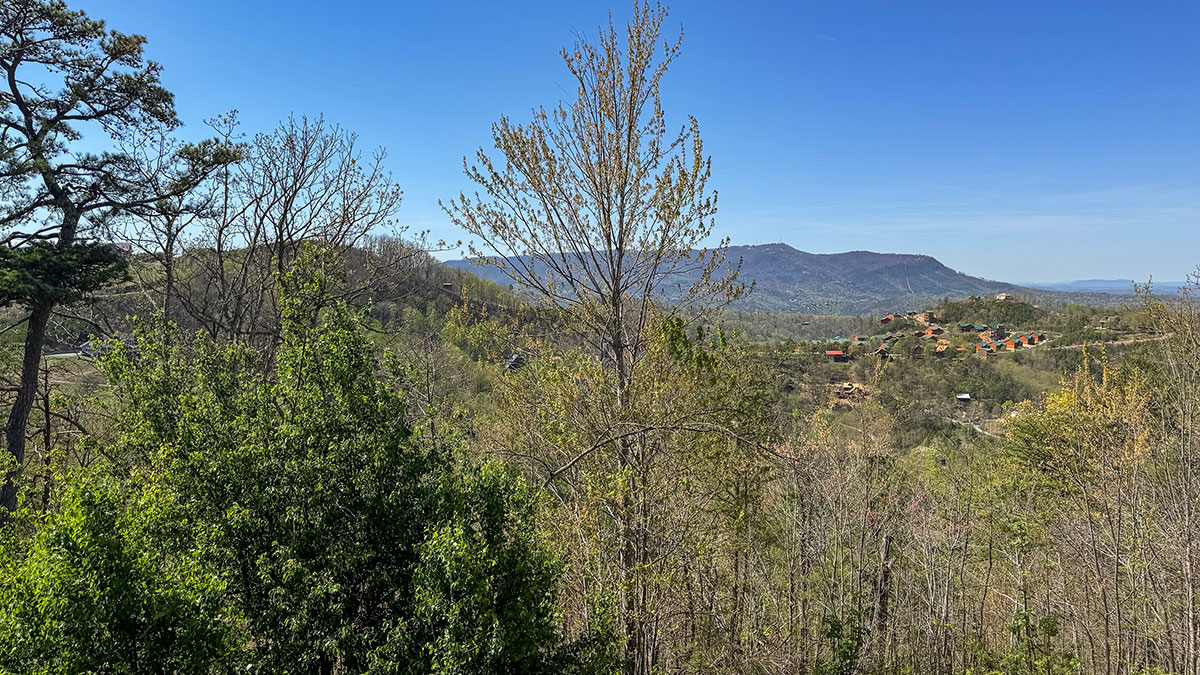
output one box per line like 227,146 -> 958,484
1007,354 -> 1154,490
0,469 -> 231,673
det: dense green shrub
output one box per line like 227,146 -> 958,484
0,262 -> 614,673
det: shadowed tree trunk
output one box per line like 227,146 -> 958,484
1,301 -> 49,511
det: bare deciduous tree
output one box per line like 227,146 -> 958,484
147,115 -> 417,346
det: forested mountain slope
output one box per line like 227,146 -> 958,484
448,243 -> 1027,314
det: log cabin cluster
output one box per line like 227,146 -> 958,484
795,310 -> 1050,362
973,331 -> 1045,355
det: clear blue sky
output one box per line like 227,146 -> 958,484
79,1 -> 1200,282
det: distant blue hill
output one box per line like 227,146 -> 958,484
1025,279 -> 1185,294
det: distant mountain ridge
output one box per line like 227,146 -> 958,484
1025,279 -> 1184,294
700,244 -> 1025,314
446,243 -> 1031,315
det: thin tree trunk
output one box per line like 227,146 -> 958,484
872,533 -> 894,663
2,301 -> 52,515
40,360 -> 52,511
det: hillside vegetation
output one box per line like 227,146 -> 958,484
0,4 -> 1196,675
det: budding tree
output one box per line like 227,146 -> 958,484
444,5 -> 744,673
444,2 -> 742,393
